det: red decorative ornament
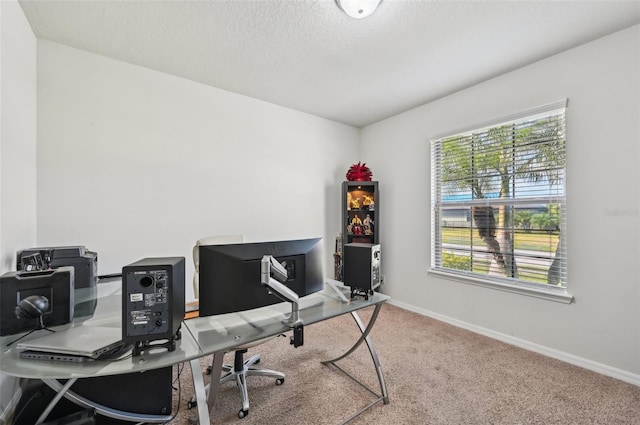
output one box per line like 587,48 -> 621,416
346,162 -> 373,181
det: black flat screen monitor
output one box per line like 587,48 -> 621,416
198,237 -> 324,317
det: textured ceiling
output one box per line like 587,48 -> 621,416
18,0 -> 640,128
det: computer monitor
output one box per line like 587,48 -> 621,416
198,237 -> 324,317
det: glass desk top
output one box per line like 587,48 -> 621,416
0,278 -> 203,380
1,278 -> 389,381
185,281 -> 390,354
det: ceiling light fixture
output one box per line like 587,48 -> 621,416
336,0 -> 383,19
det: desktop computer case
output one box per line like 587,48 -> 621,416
0,268 -> 74,336
343,243 -> 381,293
13,367 -> 173,424
16,246 -> 98,317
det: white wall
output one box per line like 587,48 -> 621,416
0,0 -> 37,272
361,25 -> 640,382
36,40 -> 359,301
0,0 -> 37,421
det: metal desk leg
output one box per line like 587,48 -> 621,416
349,309 -> 389,404
190,358 -> 210,425
207,351 -> 225,412
321,304 -> 389,423
188,351 -> 225,423
36,378 -> 77,425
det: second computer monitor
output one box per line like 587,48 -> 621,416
198,237 -> 324,317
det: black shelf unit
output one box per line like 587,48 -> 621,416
336,181 -> 379,281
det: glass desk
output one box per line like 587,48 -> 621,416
185,280 -> 390,423
0,278 -> 203,424
0,279 -> 390,424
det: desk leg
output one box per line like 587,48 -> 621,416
36,378 -> 77,425
190,358 -> 210,425
321,304 -> 389,423
189,351 -> 224,424
349,309 -> 389,405
207,351 -> 225,411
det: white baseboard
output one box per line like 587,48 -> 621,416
388,299 -> 640,387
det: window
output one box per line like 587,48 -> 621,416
430,101 -> 570,302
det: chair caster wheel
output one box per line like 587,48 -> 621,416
276,378 -> 285,385
238,409 -> 249,418
187,399 -> 197,409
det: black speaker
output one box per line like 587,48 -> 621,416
122,257 -> 185,356
343,243 -> 381,298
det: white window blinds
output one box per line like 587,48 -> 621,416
431,101 -> 567,294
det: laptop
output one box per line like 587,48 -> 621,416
16,325 -> 125,360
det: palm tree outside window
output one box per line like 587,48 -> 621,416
430,100 -> 568,298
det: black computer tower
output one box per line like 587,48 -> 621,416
343,243 -> 381,298
122,257 -> 185,356
13,367 -> 173,425
0,268 -> 74,336
16,246 -> 98,318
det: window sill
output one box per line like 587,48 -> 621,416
428,269 -> 574,304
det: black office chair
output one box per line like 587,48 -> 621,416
192,235 -> 285,418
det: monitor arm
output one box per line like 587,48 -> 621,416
261,256 -> 304,347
